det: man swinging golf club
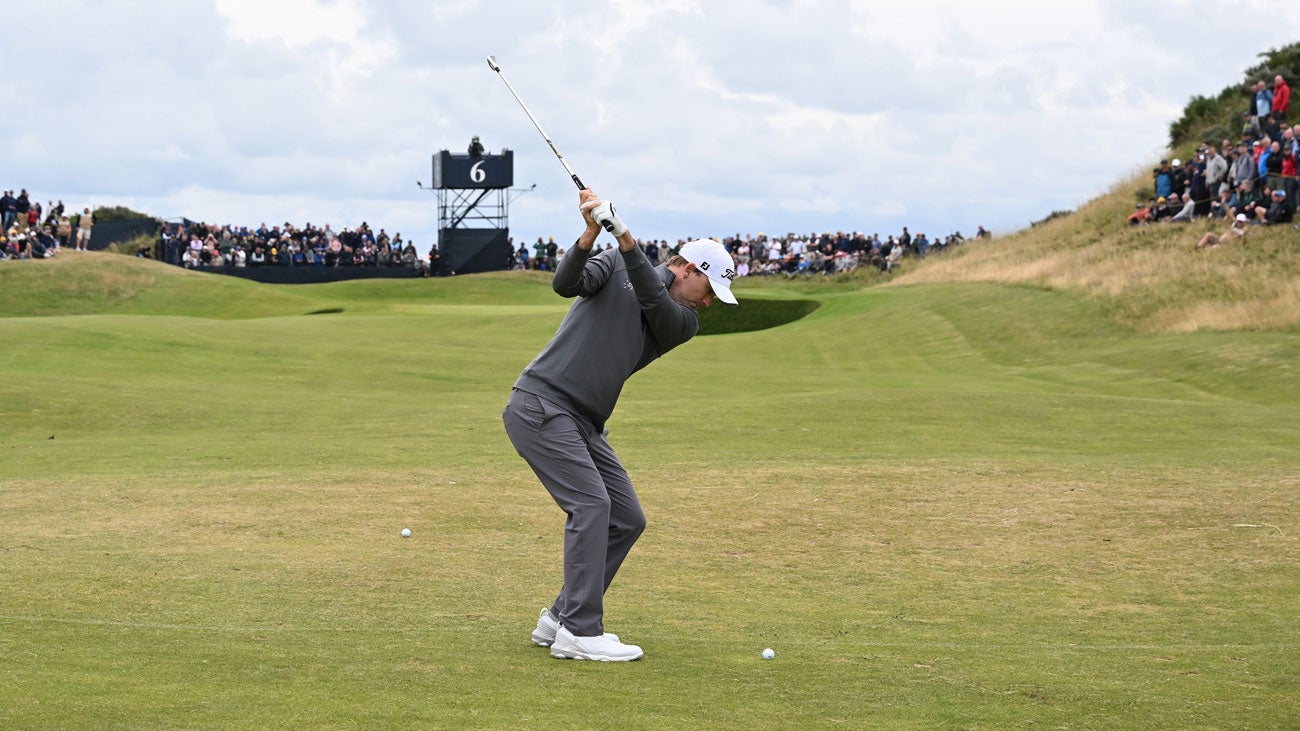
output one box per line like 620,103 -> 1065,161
502,189 -> 737,661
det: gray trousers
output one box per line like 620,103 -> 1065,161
502,389 -> 646,637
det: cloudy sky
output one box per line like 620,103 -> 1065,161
4,1 -> 1298,247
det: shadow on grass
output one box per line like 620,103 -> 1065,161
697,298 -> 819,335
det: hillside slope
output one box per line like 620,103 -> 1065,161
890,176 -> 1299,333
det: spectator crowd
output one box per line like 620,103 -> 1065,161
1129,74 -> 1298,238
0,189 -> 89,260
159,220 -> 448,274
510,227 -> 990,278
4,186 -> 990,278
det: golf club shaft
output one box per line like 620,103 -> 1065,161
487,56 -> 586,191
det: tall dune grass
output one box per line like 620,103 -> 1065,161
893,177 -> 1300,332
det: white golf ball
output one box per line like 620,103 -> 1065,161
762,648 -> 775,660
401,528 -> 411,538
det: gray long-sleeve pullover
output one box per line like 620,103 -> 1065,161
512,244 -> 699,430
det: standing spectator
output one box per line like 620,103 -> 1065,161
1259,114 -> 1283,143
75,208 -> 94,250
544,237 -> 558,271
914,232 -> 930,258
1282,129 -> 1299,203
1260,140 -> 1284,191
14,189 -> 30,223
1255,80 -> 1273,121
1272,75 -> 1289,121
428,244 -> 444,276
56,215 -> 72,248
1230,143 -> 1257,189
1153,161 -> 1173,201
1169,159 -> 1187,198
0,191 -> 15,231
530,236 -> 547,269
1189,155 -> 1211,217
1204,145 -> 1228,196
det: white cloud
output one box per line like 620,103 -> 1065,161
4,0 -> 1300,247
214,0 -> 365,46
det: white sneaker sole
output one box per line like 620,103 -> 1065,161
550,648 -> 642,661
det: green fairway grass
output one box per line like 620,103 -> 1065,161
1,253 -> 1296,728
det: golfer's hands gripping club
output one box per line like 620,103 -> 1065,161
580,194 -> 628,237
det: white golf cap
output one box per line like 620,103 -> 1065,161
678,238 -> 738,306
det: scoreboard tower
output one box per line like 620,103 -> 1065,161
432,149 -> 514,274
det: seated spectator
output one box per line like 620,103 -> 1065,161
1255,188 -> 1294,225
1228,180 -> 1260,218
1208,187 -> 1232,219
1151,196 -> 1174,221
1128,200 -> 1155,226
883,241 -> 904,271
1197,213 -> 1250,249
1169,192 -> 1196,222
832,250 -> 856,273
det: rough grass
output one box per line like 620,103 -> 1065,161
893,176 -> 1300,332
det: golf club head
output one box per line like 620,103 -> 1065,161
486,55 -> 500,72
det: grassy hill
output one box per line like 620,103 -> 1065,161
891,175 -> 1300,333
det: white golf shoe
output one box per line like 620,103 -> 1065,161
532,607 -> 560,646
531,607 -> 618,647
550,626 -> 643,661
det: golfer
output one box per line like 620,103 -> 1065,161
503,188 -> 737,661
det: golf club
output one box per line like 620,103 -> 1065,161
486,55 -> 586,191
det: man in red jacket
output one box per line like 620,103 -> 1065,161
1274,75 -> 1291,121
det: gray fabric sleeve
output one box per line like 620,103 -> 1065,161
553,243 -> 616,298
620,246 -> 698,347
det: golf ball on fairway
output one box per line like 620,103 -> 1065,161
401,528 -> 411,538
762,648 -> 775,660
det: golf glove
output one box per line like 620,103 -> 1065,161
588,201 -> 628,237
